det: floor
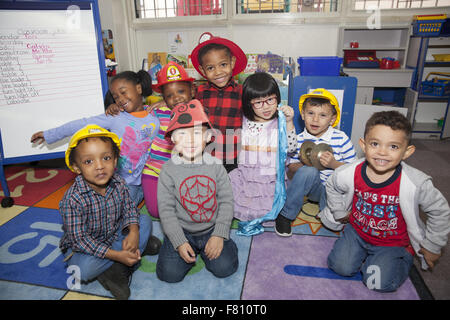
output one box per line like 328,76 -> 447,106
0,138 -> 449,300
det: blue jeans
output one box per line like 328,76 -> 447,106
128,184 -> 144,207
156,229 -> 239,283
327,224 -> 414,292
64,214 -> 152,282
280,165 -> 326,220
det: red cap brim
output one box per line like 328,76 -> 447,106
152,77 -> 195,93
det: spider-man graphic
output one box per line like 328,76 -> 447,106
179,175 -> 217,223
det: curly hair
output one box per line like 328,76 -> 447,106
364,111 -> 412,143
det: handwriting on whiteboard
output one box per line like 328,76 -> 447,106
0,23 -> 100,107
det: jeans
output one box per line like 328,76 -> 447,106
156,229 -> 239,283
327,224 -> 414,292
280,165 -> 326,220
128,184 -> 144,207
64,213 -> 152,282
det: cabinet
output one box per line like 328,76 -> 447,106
407,36 -> 450,139
338,26 -> 414,106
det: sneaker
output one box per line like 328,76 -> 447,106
97,262 -> 132,300
275,214 -> 293,237
142,235 -> 162,256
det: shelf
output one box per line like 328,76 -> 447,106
418,95 -> 449,102
412,122 -> 442,133
343,68 -> 412,73
424,61 -> 450,67
343,47 -> 407,51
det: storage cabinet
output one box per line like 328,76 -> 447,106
338,26 -> 414,106
407,36 -> 450,139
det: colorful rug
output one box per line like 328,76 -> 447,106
0,165 -> 76,206
241,232 -> 420,300
0,165 -> 425,300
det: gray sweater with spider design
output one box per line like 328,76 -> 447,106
157,153 -> 234,249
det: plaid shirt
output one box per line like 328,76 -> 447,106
59,174 -> 140,259
195,79 -> 242,161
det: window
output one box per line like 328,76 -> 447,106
353,0 -> 450,10
135,0 -> 224,19
237,0 -> 339,14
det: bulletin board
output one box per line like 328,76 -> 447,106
288,76 -> 358,138
0,0 -> 107,204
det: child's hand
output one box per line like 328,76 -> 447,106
31,131 -> 45,145
204,236 -> 224,260
177,242 -> 196,264
106,248 -> 141,267
122,225 -> 139,254
279,105 -> 295,131
147,100 -> 167,113
105,103 -> 123,116
117,250 -> 141,267
419,246 -> 441,269
279,105 -> 294,122
319,151 -> 339,169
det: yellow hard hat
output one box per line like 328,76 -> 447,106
298,88 -> 341,127
65,124 -> 121,172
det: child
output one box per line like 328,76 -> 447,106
30,70 -> 159,206
142,62 -> 196,218
191,32 -> 248,173
229,72 -> 297,223
156,99 -> 238,283
105,62 -> 196,218
275,88 -> 356,237
59,125 -> 157,300
320,111 -> 450,292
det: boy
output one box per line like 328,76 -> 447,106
60,124 -> 157,300
320,111 -> 450,292
191,32 -> 248,172
275,88 -> 356,237
156,99 -> 238,283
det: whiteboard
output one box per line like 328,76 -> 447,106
0,7 -> 106,160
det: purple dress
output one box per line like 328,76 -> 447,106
229,116 -> 285,221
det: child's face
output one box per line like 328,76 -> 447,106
71,137 -> 117,195
250,94 -> 278,122
162,81 -> 195,109
199,48 -> 236,88
301,102 -> 337,138
359,124 -> 415,179
110,78 -> 144,113
171,125 -> 211,162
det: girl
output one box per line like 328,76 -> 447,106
105,62 -> 195,218
31,70 -> 159,207
229,72 -> 297,226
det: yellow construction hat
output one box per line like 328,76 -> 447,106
65,124 -> 121,172
298,88 -> 341,127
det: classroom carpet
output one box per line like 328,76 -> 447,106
0,163 -> 428,300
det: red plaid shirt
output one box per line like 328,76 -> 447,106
195,79 -> 242,162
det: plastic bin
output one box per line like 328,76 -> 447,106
412,14 -> 446,36
297,56 -> 343,76
420,72 -> 450,97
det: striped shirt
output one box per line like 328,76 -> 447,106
290,126 -> 356,185
59,174 -> 140,259
142,106 -> 174,179
195,79 -> 242,162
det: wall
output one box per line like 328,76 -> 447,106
97,1 -> 450,75
134,24 -> 339,72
